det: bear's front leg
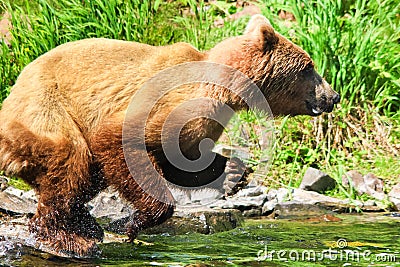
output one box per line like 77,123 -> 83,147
160,152 -> 250,196
104,164 -> 175,242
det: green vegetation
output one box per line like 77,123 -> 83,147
258,0 -> 400,198
0,0 -> 399,203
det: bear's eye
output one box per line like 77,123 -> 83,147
301,64 -> 314,75
305,64 -> 314,72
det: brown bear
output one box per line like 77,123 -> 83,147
0,15 -> 339,256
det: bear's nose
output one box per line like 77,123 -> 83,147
332,93 -> 340,104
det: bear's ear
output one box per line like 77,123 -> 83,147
245,15 -> 278,51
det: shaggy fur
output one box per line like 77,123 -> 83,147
0,15 -> 339,256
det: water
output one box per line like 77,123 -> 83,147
1,213 -> 399,266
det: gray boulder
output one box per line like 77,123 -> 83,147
342,171 -> 386,200
300,167 -> 336,193
389,183 -> 400,211
143,208 -> 243,235
0,187 -> 37,215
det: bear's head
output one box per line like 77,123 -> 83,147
208,15 -> 340,117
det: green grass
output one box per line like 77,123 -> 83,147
0,0 -> 399,202
254,0 -> 400,201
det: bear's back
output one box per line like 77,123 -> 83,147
1,38 -> 205,138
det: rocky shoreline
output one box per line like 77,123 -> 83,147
1,167 -> 399,257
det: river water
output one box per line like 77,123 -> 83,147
1,213 -> 399,266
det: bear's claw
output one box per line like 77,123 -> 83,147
223,157 -> 251,196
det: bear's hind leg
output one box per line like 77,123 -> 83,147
0,121 -> 105,256
31,165 -> 106,257
11,131 -> 107,256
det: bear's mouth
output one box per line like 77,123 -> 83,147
311,107 -> 323,116
306,102 -> 334,116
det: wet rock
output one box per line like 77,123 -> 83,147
209,184 -> 268,217
0,213 -> 127,258
300,167 -> 336,193
303,214 -> 342,222
360,199 -> 385,212
0,188 -> 37,215
0,176 -> 8,191
142,208 -> 243,235
242,208 -> 261,217
88,188 -> 135,234
389,183 -> 400,211
272,203 -> 333,219
88,188 -> 244,235
209,193 -> 267,211
342,171 -> 386,200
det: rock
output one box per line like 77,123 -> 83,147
292,188 -> 347,205
214,3 -> 261,27
89,188 -> 244,235
143,208 -> 243,235
242,208 -> 261,217
236,185 -> 268,198
0,176 -> 8,191
272,203 -> 334,219
88,188 -> 136,234
262,188 -> 385,213
262,188 -> 290,215
362,173 -> 386,200
304,214 -> 342,222
261,200 -> 277,215
0,213 -> 126,258
210,184 -> 268,217
0,175 -> 8,191
342,171 -> 386,200
364,173 -> 384,192
342,170 -> 365,191
0,188 -> 37,215
300,167 -> 336,193
363,199 -> 376,207
389,183 -> 400,211
267,188 -> 290,202
174,187 -> 223,207
209,193 -> 267,211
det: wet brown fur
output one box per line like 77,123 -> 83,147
0,15 -> 338,256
